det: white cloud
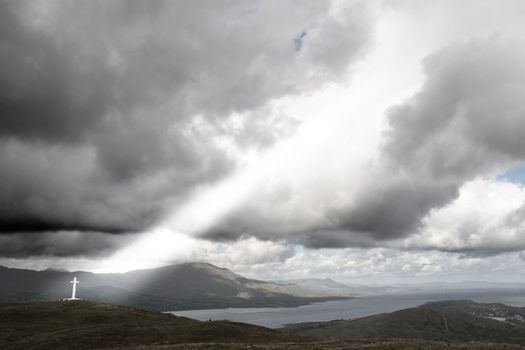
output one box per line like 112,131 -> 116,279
214,245 -> 525,284
403,178 -> 525,254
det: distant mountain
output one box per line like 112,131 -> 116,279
0,263 -> 351,311
274,278 -> 356,297
282,300 -> 525,345
0,300 -> 306,350
274,278 -> 413,297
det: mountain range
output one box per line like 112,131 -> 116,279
0,262 -> 356,310
275,278 -> 416,297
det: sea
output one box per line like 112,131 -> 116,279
169,288 -> 525,328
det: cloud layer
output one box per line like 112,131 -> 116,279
3,0 -> 525,275
197,2 -> 525,256
0,0 -> 371,256
199,39 -> 525,249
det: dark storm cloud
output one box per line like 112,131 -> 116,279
0,231 -> 134,257
202,38 -> 525,250
337,39 -> 525,246
0,0 -> 372,257
322,39 -> 525,247
203,177 -> 457,248
385,40 -> 525,174
328,181 -> 458,241
0,1 -> 112,142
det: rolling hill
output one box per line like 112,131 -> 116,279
282,300 -> 525,345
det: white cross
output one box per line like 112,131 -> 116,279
68,277 -> 80,300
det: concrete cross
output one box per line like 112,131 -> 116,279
67,277 -> 80,301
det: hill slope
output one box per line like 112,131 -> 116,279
0,300 -> 306,350
3,300 -> 524,350
423,299 -> 525,325
283,300 -> 525,345
0,263 -> 350,310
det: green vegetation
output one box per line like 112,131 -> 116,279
102,340 -> 525,349
0,301 -> 306,350
4,299 -> 525,349
283,300 -> 525,345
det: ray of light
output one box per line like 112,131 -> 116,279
93,10 -> 425,273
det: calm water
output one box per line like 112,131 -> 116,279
169,288 -> 525,328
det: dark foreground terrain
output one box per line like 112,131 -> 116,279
283,300 -> 525,345
3,300 -> 525,350
104,341 -> 525,349
0,300 -> 306,350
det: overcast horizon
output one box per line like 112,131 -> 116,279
2,0 -> 525,284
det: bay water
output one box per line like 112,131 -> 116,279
169,288 -> 525,328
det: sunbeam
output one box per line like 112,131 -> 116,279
95,11 -> 424,273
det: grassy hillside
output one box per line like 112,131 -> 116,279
0,300 -> 306,350
98,340 -> 525,349
3,300 -> 524,350
423,300 -> 525,325
283,301 -> 525,345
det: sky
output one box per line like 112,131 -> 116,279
1,0 -> 525,284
